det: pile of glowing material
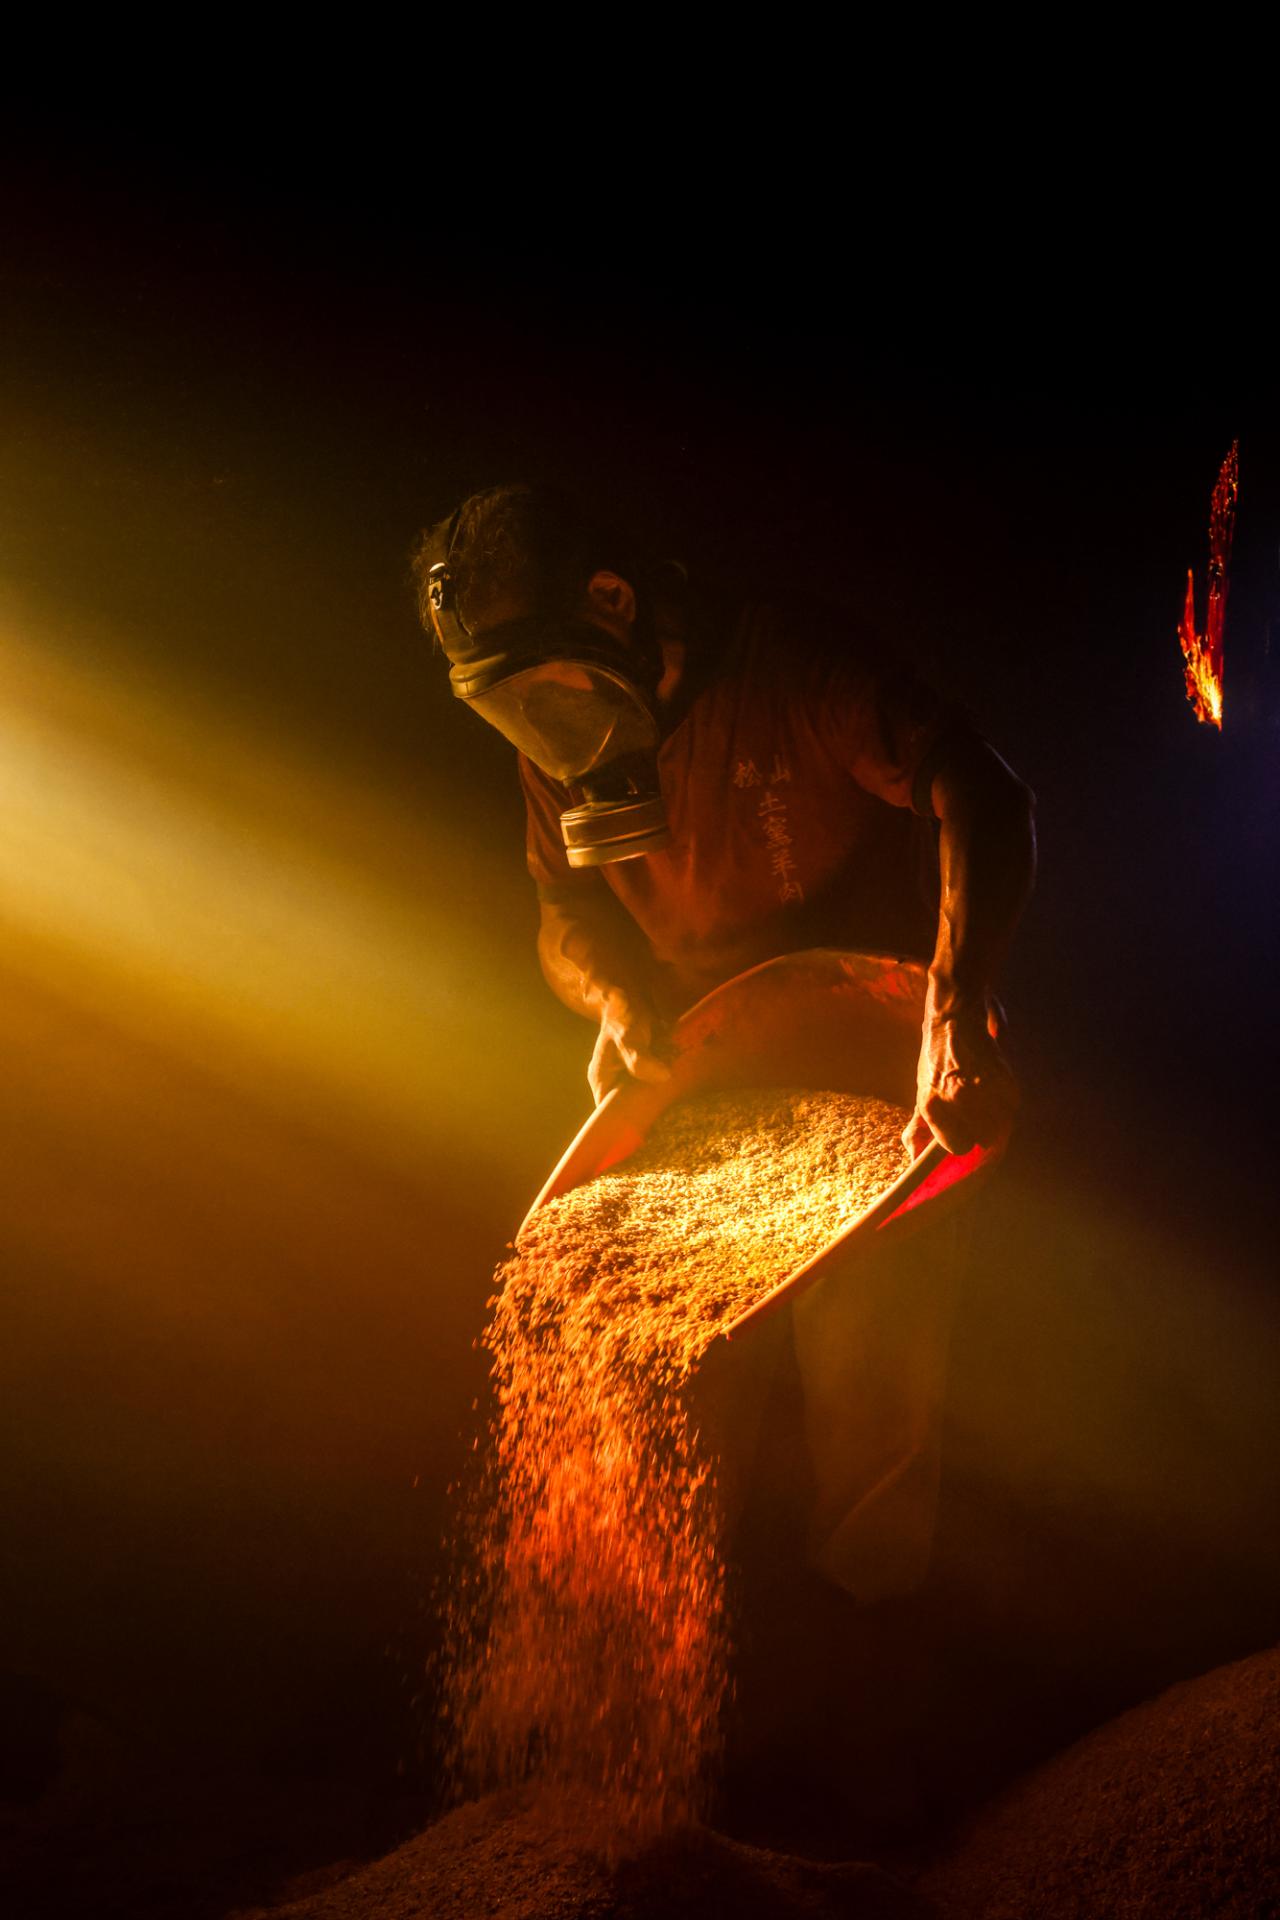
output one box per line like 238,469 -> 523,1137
443,1086 -> 910,1842
1178,440 -> 1238,730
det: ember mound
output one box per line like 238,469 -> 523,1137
919,1645 -> 1280,1919
236,1790 -> 933,1919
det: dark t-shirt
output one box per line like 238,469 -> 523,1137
520,601 -> 949,1015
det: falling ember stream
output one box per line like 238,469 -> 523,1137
1178,439 -> 1238,729
441,1087 -> 910,1845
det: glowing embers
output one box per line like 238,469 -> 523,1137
1178,440 -> 1238,730
441,1088 -> 909,1847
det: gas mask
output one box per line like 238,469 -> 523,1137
423,509 -> 672,868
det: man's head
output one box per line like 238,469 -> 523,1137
412,484 -> 671,868
411,483 -> 641,654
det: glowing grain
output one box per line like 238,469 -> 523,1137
443,1087 -> 909,1842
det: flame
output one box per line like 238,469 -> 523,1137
1177,440 -> 1238,729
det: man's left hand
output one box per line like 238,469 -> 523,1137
903,1000 -> 1018,1158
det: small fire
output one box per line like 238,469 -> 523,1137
1178,440 -> 1238,729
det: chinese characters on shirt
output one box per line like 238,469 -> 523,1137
733,752 -> 804,904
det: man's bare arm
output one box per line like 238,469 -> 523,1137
536,892 -> 671,1105
907,736 -> 1036,1156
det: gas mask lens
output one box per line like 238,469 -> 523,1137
463,660 -> 657,784
461,659 -> 671,868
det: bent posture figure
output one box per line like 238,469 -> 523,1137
416,481 -> 1038,1812
414,483 -> 1035,1154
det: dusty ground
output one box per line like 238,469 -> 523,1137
232,1788 -> 928,1920
916,1645 -> 1280,1919
240,1644 -> 1280,1919
5,1647 -> 1279,1917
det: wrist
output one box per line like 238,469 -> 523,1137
926,971 -> 987,1024
600,985 -> 655,1037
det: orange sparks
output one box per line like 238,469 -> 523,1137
1178,440 -> 1238,729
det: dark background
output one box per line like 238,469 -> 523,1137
2,118 -> 1278,1884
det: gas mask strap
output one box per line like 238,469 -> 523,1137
425,507 -> 466,650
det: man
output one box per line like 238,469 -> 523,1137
416,481 -> 1036,1825
414,483 -> 1035,1154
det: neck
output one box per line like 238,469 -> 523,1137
651,581 -> 726,733
655,638 -> 686,704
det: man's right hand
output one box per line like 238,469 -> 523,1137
588,992 -> 673,1106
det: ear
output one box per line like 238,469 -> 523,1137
585,570 -> 637,634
